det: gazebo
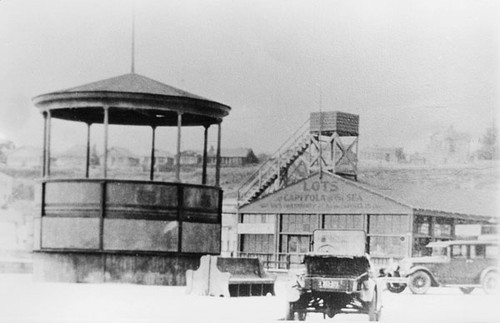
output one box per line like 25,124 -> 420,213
32,73 -> 231,285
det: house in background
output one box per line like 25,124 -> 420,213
177,150 -> 202,166
425,126 -> 471,164
56,145 -> 99,169
142,149 -> 174,172
408,152 -> 426,165
359,146 -> 404,164
0,140 -> 15,165
6,146 -> 43,169
207,147 -> 259,166
56,145 -> 85,169
102,147 -> 140,170
0,172 -> 13,207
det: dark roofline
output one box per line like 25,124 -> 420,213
32,73 -> 231,127
413,208 -> 495,223
240,171 -> 496,222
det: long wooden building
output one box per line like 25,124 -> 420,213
236,172 -> 495,269
234,111 -> 496,270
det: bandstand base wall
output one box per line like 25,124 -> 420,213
33,252 -> 202,285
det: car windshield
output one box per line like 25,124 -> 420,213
305,256 -> 370,277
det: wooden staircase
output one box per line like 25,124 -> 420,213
237,120 -> 313,206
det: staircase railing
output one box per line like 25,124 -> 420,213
237,118 -> 312,206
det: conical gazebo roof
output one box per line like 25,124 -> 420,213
61,73 -> 207,99
33,73 -> 230,127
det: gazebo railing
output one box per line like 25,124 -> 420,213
38,178 -> 222,254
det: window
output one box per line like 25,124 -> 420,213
369,236 -> 407,257
434,217 -> 452,237
482,226 -> 497,235
241,234 -> 274,253
434,223 -> 452,237
451,245 -> 467,258
470,245 -> 486,259
324,214 -> 363,230
281,214 -> 319,233
412,238 -> 432,256
284,235 -> 310,253
242,213 -> 274,223
414,216 -> 430,235
369,215 -> 406,234
486,245 -> 499,259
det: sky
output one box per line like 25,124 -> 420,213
0,0 -> 499,156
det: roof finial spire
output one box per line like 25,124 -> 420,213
131,0 -> 136,74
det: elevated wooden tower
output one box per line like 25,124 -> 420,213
237,111 -> 359,206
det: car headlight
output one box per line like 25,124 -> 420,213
288,268 -> 306,287
390,262 -> 400,272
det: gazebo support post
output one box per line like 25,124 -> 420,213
202,125 -> 209,185
85,123 -> 91,178
176,112 -> 183,182
46,110 -> 52,177
215,122 -> 221,187
150,126 -> 156,181
103,106 -> 109,178
42,111 -> 48,177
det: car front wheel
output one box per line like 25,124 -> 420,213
386,272 -> 407,293
409,271 -> 431,295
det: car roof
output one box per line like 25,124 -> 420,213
427,239 -> 499,248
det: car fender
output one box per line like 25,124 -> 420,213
405,266 -> 439,287
286,285 -> 302,302
480,266 -> 498,284
359,278 -> 375,302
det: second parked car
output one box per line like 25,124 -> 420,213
395,239 -> 498,295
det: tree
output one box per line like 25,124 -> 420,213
395,148 -> 406,163
0,140 -> 15,164
90,144 -> 100,166
478,126 -> 499,160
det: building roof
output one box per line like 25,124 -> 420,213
427,239 -> 498,248
361,146 -> 399,154
430,126 -> 471,142
105,147 -> 139,159
57,145 -> 87,158
208,147 -> 253,158
179,150 -> 201,157
0,171 -> 13,182
239,172 -> 413,214
378,185 -> 498,219
239,171 -> 497,222
143,149 -> 174,158
7,146 -> 41,158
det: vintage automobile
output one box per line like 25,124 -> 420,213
286,230 -> 382,321
394,239 -> 498,295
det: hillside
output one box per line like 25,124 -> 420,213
357,161 -> 500,192
1,161 -> 498,204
